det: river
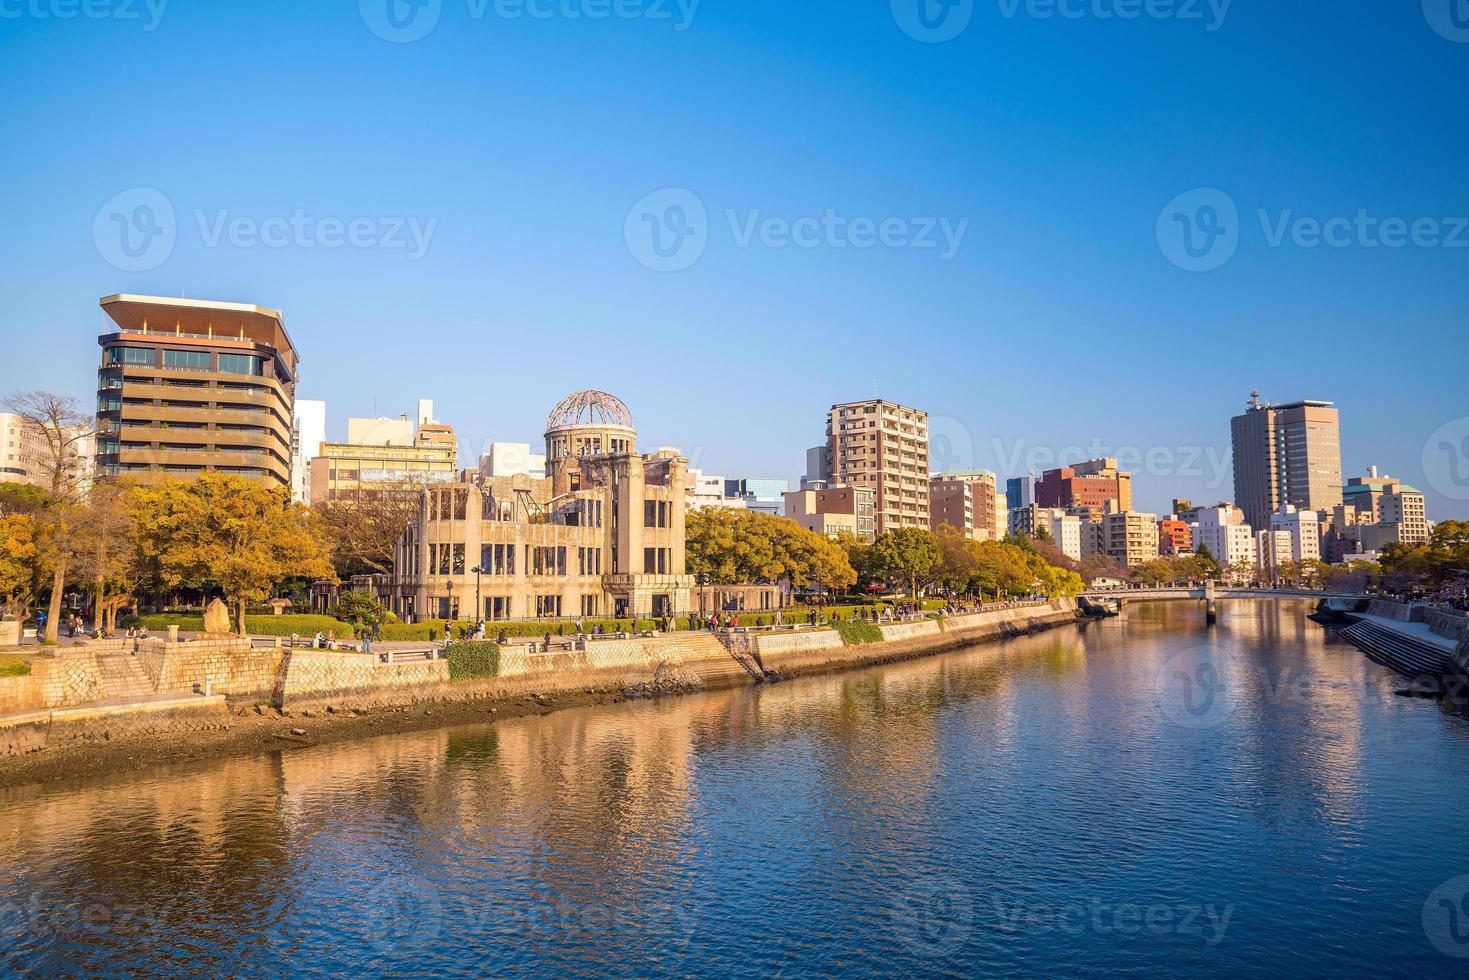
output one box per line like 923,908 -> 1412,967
3,600 -> 1469,976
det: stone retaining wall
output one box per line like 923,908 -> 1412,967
1426,609 -> 1469,643
0,696 -> 230,756
1367,599 -> 1421,622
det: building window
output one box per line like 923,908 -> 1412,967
163,349 -> 210,369
105,347 -> 153,366
536,595 -> 562,617
218,353 -> 263,376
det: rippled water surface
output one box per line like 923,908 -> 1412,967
5,601 -> 1469,977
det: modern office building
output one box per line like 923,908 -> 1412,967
1005,474 -> 1036,511
929,470 -> 1001,540
393,390 -> 693,621
826,399 -> 929,534
1340,467 -> 1428,547
480,442 -> 548,481
1035,458 -> 1133,520
726,478 -> 791,515
783,485 -> 877,541
290,399 -> 326,503
1230,391 -> 1342,532
310,403 -> 458,503
799,445 -> 831,490
94,294 -> 297,487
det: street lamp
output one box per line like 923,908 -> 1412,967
445,579 -> 455,621
470,565 -> 483,623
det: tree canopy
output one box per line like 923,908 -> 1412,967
685,508 -> 856,590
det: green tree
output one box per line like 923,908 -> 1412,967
1193,543 -> 1222,579
332,589 -> 390,627
869,527 -> 944,599
129,473 -> 335,635
685,508 -> 856,591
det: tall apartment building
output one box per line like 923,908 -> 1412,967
1230,392 -> 1342,532
94,294 -> 297,487
1102,511 -> 1159,567
1191,504 -> 1257,570
1268,505 -> 1322,563
929,470 -> 1000,540
1257,529 -> 1293,580
783,485 -> 877,541
826,399 -> 929,535
290,399 -> 326,504
1005,474 -> 1036,510
310,402 -> 458,503
1035,458 -> 1133,520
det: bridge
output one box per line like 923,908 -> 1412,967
1079,586 -> 1362,601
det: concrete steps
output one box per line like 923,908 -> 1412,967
1340,620 -> 1451,682
95,653 -> 158,701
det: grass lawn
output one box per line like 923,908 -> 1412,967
0,653 -> 32,677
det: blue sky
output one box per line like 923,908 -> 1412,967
2,0 -> 1465,517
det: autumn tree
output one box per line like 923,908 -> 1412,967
3,391 -> 94,642
0,512 -> 38,618
129,473 -> 335,635
313,478 -> 434,577
73,479 -> 140,633
685,507 -> 856,591
869,527 -> 944,600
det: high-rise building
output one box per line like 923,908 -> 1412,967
94,294 -> 297,487
1268,504 -> 1322,563
290,399 -> 326,504
1006,474 -> 1036,510
0,413 -> 93,492
1230,391 -> 1342,532
1035,458 -> 1133,519
1191,504 -> 1256,570
826,399 -> 929,535
1257,529 -> 1293,580
783,486 -> 877,541
1102,511 -> 1159,567
1340,467 -> 1428,547
929,470 -> 1000,540
800,445 -> 831,490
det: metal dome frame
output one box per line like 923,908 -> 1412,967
544,389 -> 635,432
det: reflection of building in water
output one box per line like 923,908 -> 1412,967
392,390 -> 694,622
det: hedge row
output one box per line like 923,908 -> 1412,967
131,613 -> 358,636
445,641 -> 500,681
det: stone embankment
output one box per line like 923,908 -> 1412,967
0,599 -> 1077,768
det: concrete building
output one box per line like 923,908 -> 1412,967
799,445 -> 831,490
1157,517 -> 1193,556
726,478 -> 790,515
686,469 -> 745,510
1191,504 -> 1256,572
1230,391 -> 1342,531
929,470 -> 1000,540
826,399 -> 929,534
395,390 -> 693,621
480,442 -> 548,481
1048,511 -> 1084,562
1036,458 -> 1133,520
0,413 -> 93,493
1256,529 -> 1293,581
310,405 -> 458,503
1268,504 -> 1321,563
1340,467 -> 1428,547
290,399 -> 326,504
1102,510 -> 1159,567
783,485 -> 877,541
94,294 -> 297,487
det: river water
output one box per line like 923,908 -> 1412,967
4,601 -> 1469,977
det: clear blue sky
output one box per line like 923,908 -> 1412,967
3,0 -> 1465,517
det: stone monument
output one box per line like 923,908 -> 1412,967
202,597 -> 233,636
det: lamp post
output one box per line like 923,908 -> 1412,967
445,579 -> 455,622
471,565 -> 483,623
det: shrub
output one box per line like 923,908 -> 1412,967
0,655 -> 31,677
379,617 -> 688,641
445,641 -> 500,681
833,619 -> 884,645
136,612 -> 356,636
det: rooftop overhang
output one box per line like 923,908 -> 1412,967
99,294 -> 297,376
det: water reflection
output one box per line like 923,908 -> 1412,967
3,601 -> 1468,977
